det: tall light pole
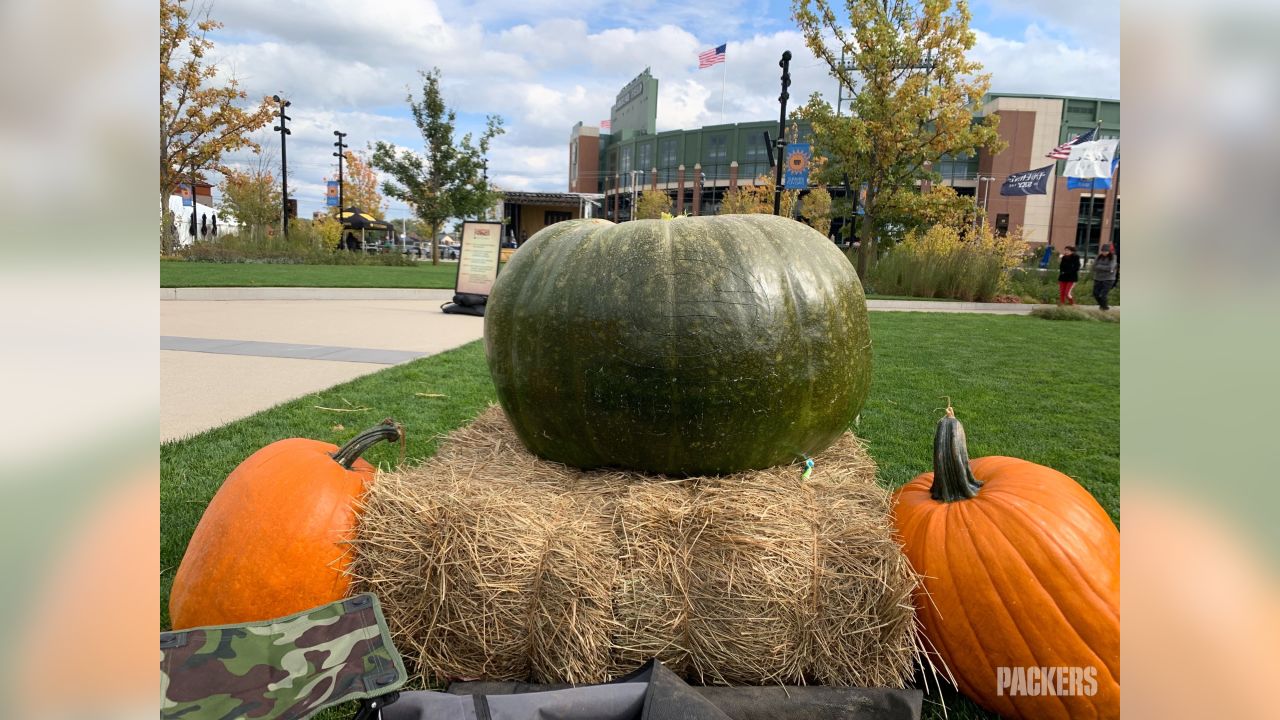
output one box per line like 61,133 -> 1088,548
332,130 -> 347,214
974,175 -> 995,230
773,51 -> 792,216
272,94 -> 292,237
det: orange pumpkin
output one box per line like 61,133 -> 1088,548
168,420 -> 402,630
892,407 -> 1119,719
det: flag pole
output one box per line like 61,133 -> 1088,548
1082,121 -> 1102,265
1046,165 -> 1059,250
720,53 -> 727,124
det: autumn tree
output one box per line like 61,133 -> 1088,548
793,0 -> 1004,277
877,183 -> 981,242
719,174 -> 800,217
802,186 -> 833,236
370,68 -> 504,265
634,189 -> 672,220
161,0 -> 274,252
217,150 -> 281,235
328,150 -> 386,218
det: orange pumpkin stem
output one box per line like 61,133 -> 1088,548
931,407 -> 982,502
331,419 -> 403,469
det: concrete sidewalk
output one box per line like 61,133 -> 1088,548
161,298 -> 482,442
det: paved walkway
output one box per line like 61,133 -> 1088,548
161,296 -> 482,442
161,288 -> 1109,442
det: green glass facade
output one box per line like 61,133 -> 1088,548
599,120 -> 814,192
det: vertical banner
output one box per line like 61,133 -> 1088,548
783,143 -> 811,189
325,181 -> 340,206
455,221 -> 503,297
179,184 -> 193,207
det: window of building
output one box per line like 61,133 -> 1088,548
742,131 -> 772,183
658,138 -> 679,182
703,134 -> 728,179
1110,198 -> 1120,249
995,213 -> 1009,237
620,146 -> 633,187
545,211 -> 570,226
1075,196 -> 1107,257
637,142 -> 653,174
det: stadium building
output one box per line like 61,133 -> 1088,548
569,70 -> 1119,254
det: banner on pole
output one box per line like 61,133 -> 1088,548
783,143 -> 811,190
1000,164 -> 1053,196
1064,138 -> 1119,180
179,184 -> 194,207
326,181 -> 340,206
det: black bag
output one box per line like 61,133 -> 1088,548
385,659 -> 922,720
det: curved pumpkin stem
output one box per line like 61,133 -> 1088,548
931,406 -> 982,502
332,419 -> 403,469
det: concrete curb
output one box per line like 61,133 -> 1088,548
161,287 -> 455,301
158,287 -> 1111,315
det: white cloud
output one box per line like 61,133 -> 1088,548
973,26 -> 1120,99
202,1 -> 1118,216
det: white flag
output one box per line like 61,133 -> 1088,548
1064,138 -> 1119,180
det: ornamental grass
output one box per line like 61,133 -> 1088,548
871,224 -> 1028,302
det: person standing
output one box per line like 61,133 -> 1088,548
1092,244 -> 1118,310
1057,245 -> 1082,305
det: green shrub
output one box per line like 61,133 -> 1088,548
1031,306 -> 1119,322
869,224 -> 1028,301
177,228 -> 414,267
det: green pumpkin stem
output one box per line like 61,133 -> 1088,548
931,406 -> 982,502
332,419 -> 403,469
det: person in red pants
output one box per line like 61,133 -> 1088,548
1058,245 -> 1082,305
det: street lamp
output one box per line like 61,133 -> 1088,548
272,94 -> 292,237
332,130 -> 347,215
974,175 -> 995,230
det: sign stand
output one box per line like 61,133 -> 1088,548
441,221 -> 504,317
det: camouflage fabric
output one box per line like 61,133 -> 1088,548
161,594 -> 406,720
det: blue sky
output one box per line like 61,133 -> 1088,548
205,0 -> 1119,219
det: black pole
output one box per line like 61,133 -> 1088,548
1081,121 -> 1103,265
333,130 -> 347,215
843,173 -> 853,246
773,51 -> 792,216
189,167 -> 197,240
272,94 -> 292,237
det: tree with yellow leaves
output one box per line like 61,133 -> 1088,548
161,0 -> 274,251
793,0 -> 1004,277
719,174 -> 800,217
328,150 -> 386,219
634,189 -> 672,220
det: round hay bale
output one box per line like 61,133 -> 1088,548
350,406 -> 919,687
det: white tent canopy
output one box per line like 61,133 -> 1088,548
166,194 -> 235,246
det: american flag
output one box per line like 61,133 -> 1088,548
698,44 -> 727,69
1047,127 -> 1097,160
600,119 -> 610,130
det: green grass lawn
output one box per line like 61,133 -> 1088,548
160,313 -> 1118,719
160,261 -> 464,288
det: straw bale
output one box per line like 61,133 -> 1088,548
350,406 -> 919,688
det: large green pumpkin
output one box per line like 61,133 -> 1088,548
483,214 -> 871,476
